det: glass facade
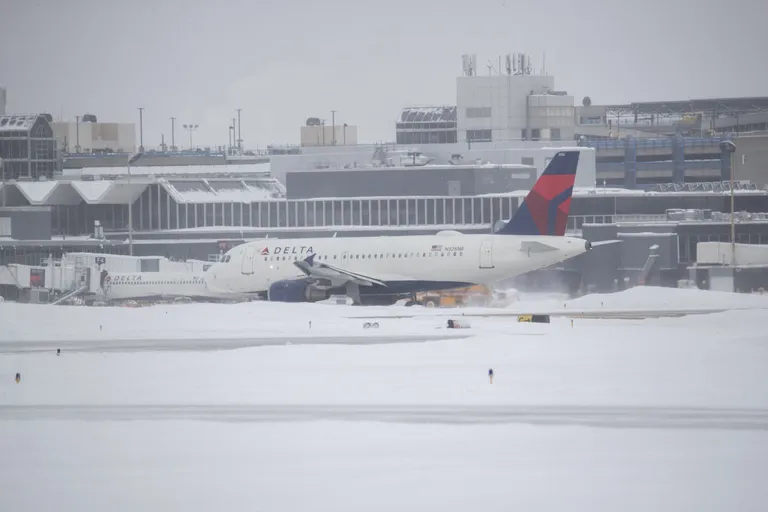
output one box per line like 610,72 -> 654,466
396,106 -> 458,145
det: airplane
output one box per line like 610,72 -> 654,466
206,150 -> 594,306
96,270 -> 253,303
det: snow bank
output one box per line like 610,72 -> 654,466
566,286 -> 768,310
492,286 -> 768,314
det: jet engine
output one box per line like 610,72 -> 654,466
267,279 -> 329,303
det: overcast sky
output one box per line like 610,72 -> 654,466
1,0 -> 766,149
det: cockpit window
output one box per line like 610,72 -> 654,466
224,255 -> 231,263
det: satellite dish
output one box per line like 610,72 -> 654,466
582,96 -> 592,107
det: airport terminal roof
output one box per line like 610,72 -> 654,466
0,115 -> 42,133
61,163 -> 271,180
399,106 -> 457,123
602,97 -> 768,116
2,176 -> 287,206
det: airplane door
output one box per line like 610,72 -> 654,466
479,240 -> 494,269
241,247 -> 255,275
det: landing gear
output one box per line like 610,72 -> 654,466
345,282 -> 362,305
404,293 -> 423,307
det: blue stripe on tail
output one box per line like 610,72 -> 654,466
497,151 -> 580,236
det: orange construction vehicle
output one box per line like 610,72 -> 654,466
415,284 -> 496,308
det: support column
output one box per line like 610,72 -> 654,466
720,135 -> 733,182
623,135 -> 637,189
672,135 -> 685,185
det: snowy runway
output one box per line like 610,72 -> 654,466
4,403 -> 768,430
2,287 -> 768,511
0,333 -> 475,353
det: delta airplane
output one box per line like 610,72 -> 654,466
206,150 -> 594,305
99,271 -> 252,303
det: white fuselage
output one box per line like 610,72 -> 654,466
103,272 -> 248,302
206,233 -> 589,296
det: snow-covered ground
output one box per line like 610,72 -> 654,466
1,287 -> 767,511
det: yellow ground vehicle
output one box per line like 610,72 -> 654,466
415,285 -> 493,308
517,314 -> 551,323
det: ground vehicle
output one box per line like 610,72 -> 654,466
415,285 -> 495,308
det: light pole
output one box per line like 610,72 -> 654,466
170,117 -> 176,151
183,124 -> 199,150
126,152 -> 142,256
331,110 -> 336,145
720,139 -> 737,264
0,157 -> 5,208
138,108 -> 145,152
236,108 -> 242,151
75,115 -> 81,153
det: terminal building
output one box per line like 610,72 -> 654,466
3,62 -> 768,301
389,54 -> 768,189
0,114 -> 57,181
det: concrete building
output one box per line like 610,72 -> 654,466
52,119 -> 136,154
286,163 -> 536,200
0,114 -> 57,181
269,143 -> 597,190
300,122 -> 358,147
729,134 -> 768,189
584,137 -> 724,188
574,97 -> 768,140
456,54 -> 574,144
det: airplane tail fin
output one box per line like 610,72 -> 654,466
497,150 -> 580,236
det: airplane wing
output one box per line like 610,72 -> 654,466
294,254 -> 387,288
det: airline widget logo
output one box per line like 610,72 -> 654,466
260,246 -> 314,256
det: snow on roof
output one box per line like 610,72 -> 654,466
617,231 -> 677,237
290,163 -> 532,173
0,115 -> 39,133
72,163 -> 271,177
399,106 -> 457,123
162,180 -> 284,203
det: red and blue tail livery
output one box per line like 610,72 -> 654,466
498,151 -> 580,236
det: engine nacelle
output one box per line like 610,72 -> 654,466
267,279 -> 329,303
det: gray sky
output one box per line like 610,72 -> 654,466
1,0 -> 766,148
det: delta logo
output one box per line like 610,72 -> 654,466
260,246 -> 314,256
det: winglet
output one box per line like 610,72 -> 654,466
304,253 -> 316,266
497,150 -> 580,236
